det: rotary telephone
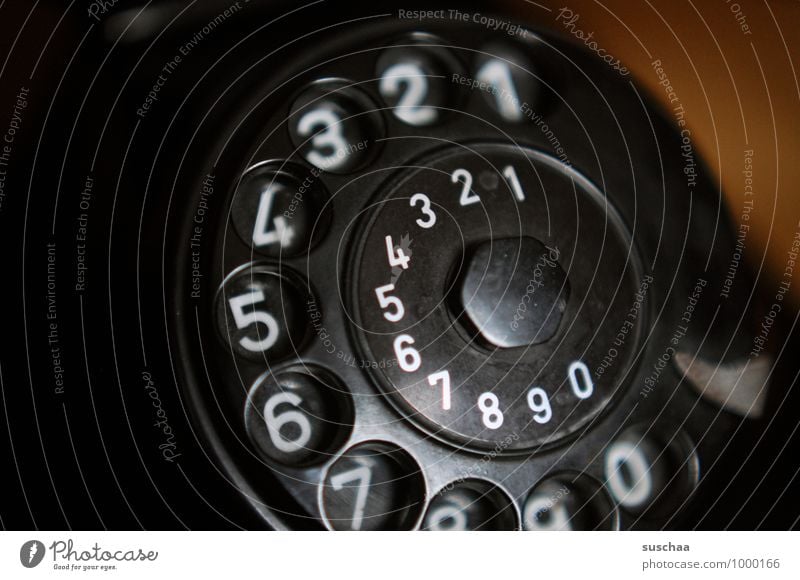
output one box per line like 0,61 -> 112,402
2,0 -> 797,530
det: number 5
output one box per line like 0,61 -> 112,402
228,289 -> 279,352
375,284 -> 404,322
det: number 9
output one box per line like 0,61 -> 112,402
527,387 -> 552,424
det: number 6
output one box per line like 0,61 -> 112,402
394,334 -> 421,372
263,392 -> 312,453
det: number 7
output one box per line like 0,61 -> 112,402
330,466 -> 372,531
428,370 -> 451,410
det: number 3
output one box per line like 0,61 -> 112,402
297,108 -> 348,170
409,192 -> 436,229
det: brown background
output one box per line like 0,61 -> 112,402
504,0 -> 800,307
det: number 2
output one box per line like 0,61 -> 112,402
380,62 -> 437,126
452,168 -> 479,206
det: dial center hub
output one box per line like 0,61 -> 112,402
457,236 -> 569,349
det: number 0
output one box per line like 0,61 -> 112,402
568,361 -> 594,399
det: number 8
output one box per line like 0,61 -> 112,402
478,392 -> 504,429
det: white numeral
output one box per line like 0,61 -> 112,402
330,466 -> 372,530
394,334 -> 421,372
297,108 -> 349,170
228,290 -> 279,352
503,165 -> 525,201
263,392 -> 312,453
426,503 -> 468,531
476,59 -> 523,122
523,494 -> 572,531
568,360 -> 594,399
252,184 -> 295,247
526,387 -> 552,424
428,370 -> 451,410
478,392 -> 504,429
379,62 -> 437,126
451,168 -> 479,206
605,441 -> 653,509
409,192 -> 437,229
374,284 -> 404,322
385,235 -> 411,270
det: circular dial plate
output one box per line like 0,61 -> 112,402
349,143 -> 644,452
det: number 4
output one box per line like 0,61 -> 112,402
253,185 -> 295,247
385,235 -> 410,269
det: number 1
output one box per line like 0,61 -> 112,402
503,165 -> 525,201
